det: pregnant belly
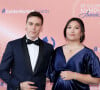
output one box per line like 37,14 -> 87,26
53,77 -> 73,90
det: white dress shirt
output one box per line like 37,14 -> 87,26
26,35 -> 39,72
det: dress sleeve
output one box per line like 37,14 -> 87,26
87,50 -> 100,78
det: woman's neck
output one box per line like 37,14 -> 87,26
66,40 -> 83,48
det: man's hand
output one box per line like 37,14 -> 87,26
20,81 -> 38,90
45,78 -> 53,90
46,78 -> 50,83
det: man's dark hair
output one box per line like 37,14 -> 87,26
26,11 -> 43,25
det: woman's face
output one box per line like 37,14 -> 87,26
66,21 -> 82,42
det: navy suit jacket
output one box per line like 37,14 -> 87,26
0,36 -> 54,90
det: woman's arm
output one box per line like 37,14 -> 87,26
60,71 -> 100,85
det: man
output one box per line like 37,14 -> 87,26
0,11 -> 54,90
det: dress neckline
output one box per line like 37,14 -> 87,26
61,46 -> 86,63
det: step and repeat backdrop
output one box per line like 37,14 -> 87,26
0,0 -> 100,90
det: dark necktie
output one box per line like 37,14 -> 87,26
26,39 -> 40,45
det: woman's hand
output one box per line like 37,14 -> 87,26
60,71 -> 100,85
60,71 -> 76,80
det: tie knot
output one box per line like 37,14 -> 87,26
26,39 -> 40,45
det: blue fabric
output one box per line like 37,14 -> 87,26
47,46 -> 100,90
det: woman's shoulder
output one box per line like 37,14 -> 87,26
84,46 -> 95,54
84,46 -> 98,58
55,46 -> 63,51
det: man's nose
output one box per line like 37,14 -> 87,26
32,25 -> 36,30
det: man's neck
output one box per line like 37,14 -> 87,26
26,35 -> 39,41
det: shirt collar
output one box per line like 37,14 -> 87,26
26,34 -> 39,41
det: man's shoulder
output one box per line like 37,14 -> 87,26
7,37 -> 24,45
40,39 -> 53,48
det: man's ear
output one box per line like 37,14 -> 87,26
25,25 -> 27,31
40,26 -> 43,32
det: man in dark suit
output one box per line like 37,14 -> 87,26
0,11 -> 54,90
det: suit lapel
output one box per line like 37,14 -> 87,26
21,36 -> 44,75
21,36 -> 33,74
33,39 -> 44,74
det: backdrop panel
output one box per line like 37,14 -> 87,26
0,0 -> 100,90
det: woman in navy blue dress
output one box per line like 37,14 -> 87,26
47,18 -> 100,90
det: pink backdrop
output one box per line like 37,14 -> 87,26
0,0 -> 100,90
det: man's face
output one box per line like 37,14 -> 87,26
26,16 -> 42,40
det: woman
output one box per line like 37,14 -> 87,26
47,18 -> 100,90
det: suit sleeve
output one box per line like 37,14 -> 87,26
0,42 -> 20,89
46,49 -> 59,82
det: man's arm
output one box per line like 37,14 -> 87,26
0,42 -> 20,89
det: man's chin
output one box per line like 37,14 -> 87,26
30,36 -> 38,40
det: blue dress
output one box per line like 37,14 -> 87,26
47,46 -> 100,90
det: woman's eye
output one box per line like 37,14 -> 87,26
75,27 -> 79,29
67,27 -> 71,29
29,22 -> 33,25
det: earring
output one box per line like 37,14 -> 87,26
80,36 -> 82,42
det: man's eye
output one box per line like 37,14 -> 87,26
36,24 -> 41,26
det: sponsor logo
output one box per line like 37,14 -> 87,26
1,8 -> 49,14
43,36 -> 55,48
94,46 -> 100,53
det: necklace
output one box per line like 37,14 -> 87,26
65,45 -> 83,53
69,49 -> 73,52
